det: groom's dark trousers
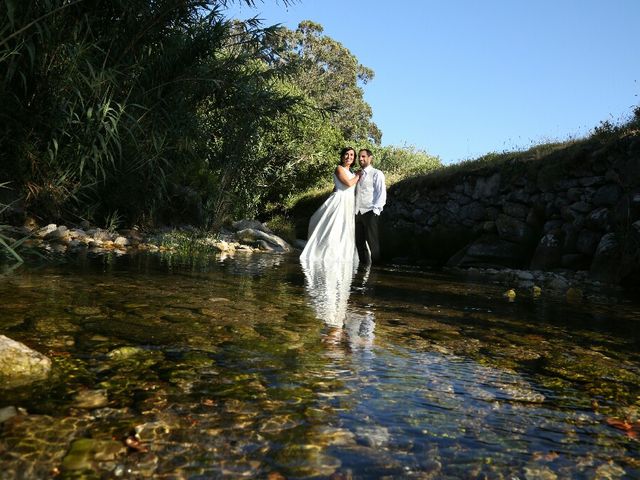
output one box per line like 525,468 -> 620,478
355,211 -> 380,264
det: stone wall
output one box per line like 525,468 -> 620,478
381,134 -> 640,285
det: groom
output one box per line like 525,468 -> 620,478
355,149 -> 387,264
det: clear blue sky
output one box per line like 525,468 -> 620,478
226,1 -> 640,164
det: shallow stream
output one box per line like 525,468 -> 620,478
1,252 -> 639,479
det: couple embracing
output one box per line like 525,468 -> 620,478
300,147 -> 387,266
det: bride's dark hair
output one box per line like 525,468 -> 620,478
338,147 -> 356,168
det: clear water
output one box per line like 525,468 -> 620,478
0,252 -> 639,479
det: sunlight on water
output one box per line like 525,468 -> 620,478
0,252 -> 639,479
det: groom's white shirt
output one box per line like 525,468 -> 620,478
356,166 -> 386,215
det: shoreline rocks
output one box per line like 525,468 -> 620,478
446,266 -> 623,304
5,218 -> 292,259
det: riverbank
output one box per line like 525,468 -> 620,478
1,215 -> 631,306
0,219 -> 292,264
381,125 -> 640,288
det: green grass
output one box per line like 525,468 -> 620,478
264,214 -> 298,245
374,144 -> 442,185
394,104 -> 640,191
410,140 -> 578,186
0,182 -> 24,264
147,229 -> 220,256
284,185 -> 333,239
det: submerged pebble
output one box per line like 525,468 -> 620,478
73,389 -> 109,409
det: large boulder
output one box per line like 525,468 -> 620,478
460,202 -> 486,222
0,335 -> 52,389
589,233 -> 622,283
36,224 -> 57,238
575,229 -> 602,255
495,214 -> 536,244
447,234 -> 528,269
44,225 -> 70,242
502,202 -> 529,220
230,219 -> 273,234
593,184 -> 622,207
472,173 -> 501,199
235,229 -> 291,253
585,207 -> 611,230
530,233 -> 562,270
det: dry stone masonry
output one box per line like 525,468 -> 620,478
382,134 -> 640,285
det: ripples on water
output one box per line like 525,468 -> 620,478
0,251 -> 639,479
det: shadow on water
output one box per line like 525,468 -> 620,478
0,251 -> 639,479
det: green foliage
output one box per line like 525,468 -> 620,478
0,230 -> 22,263
0,3 -> 382,228
0,0 -> 300,227
372,145 -> 442,184
269,21 -> 381,145
148,229 -> 220,256
240,20 -> 382,215
103,210 -> 123,233
248,96 -> 344,210
0,182 -> 23,263
264,214 -> 297,245
591,105 -> 640,140
145,228 -> 226,271
285,184 -> 334,238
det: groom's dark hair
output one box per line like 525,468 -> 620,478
358,148 -> 373,157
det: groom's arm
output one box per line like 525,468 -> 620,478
372,171 -> 387,215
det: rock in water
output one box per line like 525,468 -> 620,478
503,289 -> 517,302
0,335 -> 52,388
235,228 -> 291,253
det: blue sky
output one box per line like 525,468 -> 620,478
226,1 -> 640,164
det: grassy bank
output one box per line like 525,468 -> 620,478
398,106 -> 640,192
286,106 -> 639,242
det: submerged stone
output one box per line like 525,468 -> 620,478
503,289 -> 517,301
72,306 -> 102,316
61,438 -> 125,471
73,389 -> 109,409
523,465 -> 558,480
0,335 -> 51,388
355,425 -> 391,447
593,462 -> 626,479
106,346 -> 146,360
0,406 -> 18,423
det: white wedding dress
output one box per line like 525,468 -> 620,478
300,168 -> 359,264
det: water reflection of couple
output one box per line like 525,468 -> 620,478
301,260 -> 376,350
299,147 -> 387,266
300,147 -> 386,346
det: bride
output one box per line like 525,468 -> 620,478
300,147 -> 360,264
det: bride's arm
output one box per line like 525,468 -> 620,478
335,166 -> 359,187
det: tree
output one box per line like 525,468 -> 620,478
237,20 -> 382,216
270,21 -> 381,145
